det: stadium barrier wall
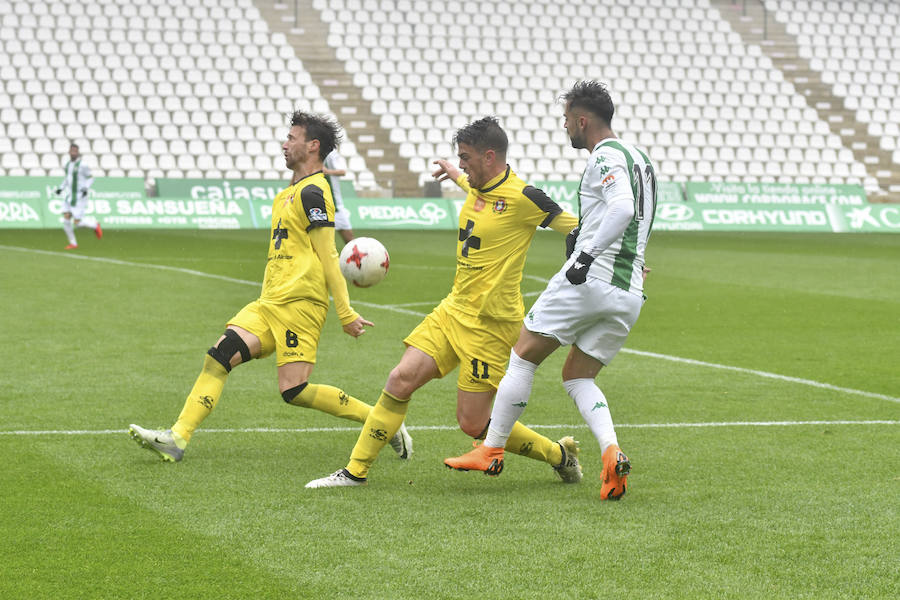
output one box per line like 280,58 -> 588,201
1,177 -> 897,233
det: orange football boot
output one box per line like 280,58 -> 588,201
444,443 -> 505,476
600,444 -> 631,500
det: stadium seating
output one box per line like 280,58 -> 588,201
0,0 -> 378,188
766,0 -> 900,193
312,0 -> 892,191
0,0 -> 897,196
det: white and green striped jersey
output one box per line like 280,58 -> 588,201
574,137 -> 657,294
59,158 -> 93,207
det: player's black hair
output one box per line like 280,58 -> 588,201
561,80 -> 615,126
452,116 -> 508,156
289,111 -> 342,160
69,142 -> 79,149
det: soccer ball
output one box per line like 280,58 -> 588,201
339,237 -> 390,287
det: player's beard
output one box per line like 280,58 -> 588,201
569,131 -> 587,150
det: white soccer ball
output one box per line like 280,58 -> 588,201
339,237 -> 390,288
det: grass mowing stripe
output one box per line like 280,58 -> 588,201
3,243 -> 893,405
3,420 -> 897,436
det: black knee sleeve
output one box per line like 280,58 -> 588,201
282,382 -> 308,404
207,329 -> 252,372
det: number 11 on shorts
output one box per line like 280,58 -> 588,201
470,358 -> 490,379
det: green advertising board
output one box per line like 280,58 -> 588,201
3,176 -> 896,233
653,201 -> 900,232
156,178 -> 284,202
342,197 -> 457,229
0,176 -> 147,229
657,181 -> 684,203
685,181 -> 867,206
155,178 -> 357,202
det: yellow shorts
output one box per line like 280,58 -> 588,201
228,299 -> 328,366
404,300 -> 520,393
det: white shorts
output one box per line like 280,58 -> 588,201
334,205 -> 352,231
63,198 -> 88,221
524,270 -> 644,366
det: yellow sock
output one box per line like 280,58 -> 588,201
285,383 -> 371,423
347,390 -> 409,479
505,421 -> 563,466
171,355 -> 229,443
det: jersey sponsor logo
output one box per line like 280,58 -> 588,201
474,196 -> 487,212
272,218 -> 289,249
492,199 -> 507,214
602,174 -> 616,186
308,207 -> 327,221
283,193 -> 295,207
458,219 -> 481,257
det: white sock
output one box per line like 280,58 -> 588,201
62,220 -> 76,245
483,350 -> 538,448
564,378 -> 618,454
77,216 -> 98,229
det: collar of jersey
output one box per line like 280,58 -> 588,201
477,165 -> 511,194
592,137 -> 620,153
291,169 -> 324,186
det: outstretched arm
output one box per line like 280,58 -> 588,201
308,226 -> 372,337
432,159 -> 470,193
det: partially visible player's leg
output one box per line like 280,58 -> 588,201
269,299 -> 368,422
307,347 -> 436,488
307,307 -> 453,488
75,214 -> 100,233
62,212 -> 77,248
445,328 -> 577,478
346,346 -> 438,477
482,328 -> 559,448
334,205 -> 354,243
172,325 -> 261,441
563,286 -> 643,499
130,323 -> 263,461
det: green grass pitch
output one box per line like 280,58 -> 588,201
1,228 -> 898,599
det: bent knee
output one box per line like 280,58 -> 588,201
385,364 -> 418,398
458,416 -> 489,439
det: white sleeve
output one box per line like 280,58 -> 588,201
582,163 -> 635,257
582,197 -> 634,257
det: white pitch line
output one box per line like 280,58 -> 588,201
0,245 -> 260,288
1,420 -> 897,436
3,245 -> 896,404
621,349 -> 900,403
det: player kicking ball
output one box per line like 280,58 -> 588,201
305,116 -> 583,489
445,81 -> 657,500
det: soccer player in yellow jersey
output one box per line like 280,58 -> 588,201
128,111 -> 412,462
306,116 -> 581,488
